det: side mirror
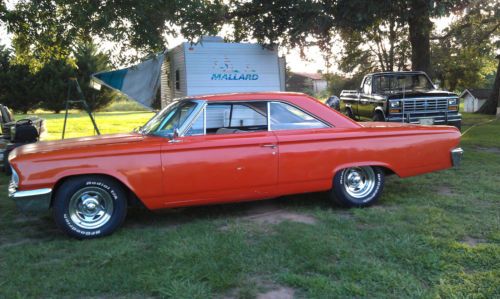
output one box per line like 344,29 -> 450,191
168,128 -> 181,142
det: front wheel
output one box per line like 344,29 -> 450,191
53,176 -> 127,239
330,166 -> 385,208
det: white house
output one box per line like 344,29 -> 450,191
286,72 -> 328,94
460,89 -> 492,112
161,36 -> 286,108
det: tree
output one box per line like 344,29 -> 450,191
73,42 -> 116,111
36,59 -> 75,113
0,45 -> 40,113
479,56 -> 500,115
337,17 -> 411,74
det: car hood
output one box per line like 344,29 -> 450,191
11,133 -> 144,157
385,90 -> 456,99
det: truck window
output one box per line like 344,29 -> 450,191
363,76 -> 372,94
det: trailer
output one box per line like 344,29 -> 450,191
161,36 -> 286,108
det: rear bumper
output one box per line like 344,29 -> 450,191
8,184 -> 52,212
451,148 -> 464,167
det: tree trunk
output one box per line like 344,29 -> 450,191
408,0 -> 432,76
478,55 -> 500,115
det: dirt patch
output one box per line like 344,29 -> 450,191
475,146 -> 500,154
257,287 -> 295,299
244,211 -> 316,225
462,236 -> 487,247
436,185 -> 455,196
238,201 -> 316,225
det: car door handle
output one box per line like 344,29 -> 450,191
261,144 -> 277,149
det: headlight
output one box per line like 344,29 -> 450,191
11,167 -> 19,188
448,98 -> 457,105
390,101 -> 401,108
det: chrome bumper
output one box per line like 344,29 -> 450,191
451,148 -> 464,167
8,183 -> 52,212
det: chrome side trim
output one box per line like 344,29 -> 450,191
9,187 -> 52,212
451,148 -> 464,167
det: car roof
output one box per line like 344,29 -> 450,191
188,91 -> 309,102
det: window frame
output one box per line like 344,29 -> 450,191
180,99 -> 332,137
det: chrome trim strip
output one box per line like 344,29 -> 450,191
9,188 -> 52,198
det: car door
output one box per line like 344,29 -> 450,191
268,101 -> 335,194
160,101 -> 279,206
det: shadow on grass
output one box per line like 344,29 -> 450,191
124,192 -> 333,230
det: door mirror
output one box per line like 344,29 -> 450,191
168,128 -> 181,140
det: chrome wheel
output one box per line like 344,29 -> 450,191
68,187 -> 114,230
342,167 -> 376,200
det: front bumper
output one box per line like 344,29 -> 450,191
8,183 -> 52,212
451,148 -> 464,167
387,113 -> 461,126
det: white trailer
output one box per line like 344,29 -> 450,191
161,36 -> 286,108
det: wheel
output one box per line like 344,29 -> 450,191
345,107 -> 355,120
373,112 -> 385,121
451,121 -> 461,132
53,175 -> 127,239
330,166 -> 385,208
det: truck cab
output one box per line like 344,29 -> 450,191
340,71 -> 461,130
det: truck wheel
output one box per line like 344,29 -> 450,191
330,166 -> 385,208
53,175 -> 127,239
373,112 -> 385,121
345,107 -> 355,120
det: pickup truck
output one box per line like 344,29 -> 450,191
340,71 -> 461,130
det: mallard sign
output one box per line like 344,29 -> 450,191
211,58 -> 260,81
211,73 -> 259,81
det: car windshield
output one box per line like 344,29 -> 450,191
372,74 -> 434,94
139,100 -> 198,136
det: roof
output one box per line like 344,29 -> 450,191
192,91 -> 308,101
459,89 -> 492,100
291,72 -> 325,80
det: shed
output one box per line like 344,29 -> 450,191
286,72 -> 328,94
161,36 -> 286,108
460,89 -> 492,112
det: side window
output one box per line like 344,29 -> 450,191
270,102 -> 328,131
363,76 -> 372,94
230,104 -> 267,127
185,110 -> 205,136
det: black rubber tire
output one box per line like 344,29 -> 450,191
330,166 -> 385,208
373,112 -> 385,122
53,175 -> 127,239
345,107 -> 355,120
452,122 -> 461,132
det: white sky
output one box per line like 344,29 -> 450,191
0,0 -> 453,74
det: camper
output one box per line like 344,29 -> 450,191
161,36 -> 286,108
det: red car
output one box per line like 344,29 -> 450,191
8,92 -> 463,239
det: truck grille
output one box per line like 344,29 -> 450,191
402,98 -> 448,112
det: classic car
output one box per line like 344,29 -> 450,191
8,92 -> 463,239
340,71 -> 462,130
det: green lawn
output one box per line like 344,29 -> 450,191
0,112 -> 499,298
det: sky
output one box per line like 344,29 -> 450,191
0,0 -> 454,74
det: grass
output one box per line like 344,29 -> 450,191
0,111 -> 499,298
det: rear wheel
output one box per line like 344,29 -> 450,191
330,166 -> 384,208
53,176 -> 127,239
345,107 -> 355,120
373,111 -> 385,121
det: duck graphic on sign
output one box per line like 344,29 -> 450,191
211,56 -> 259,81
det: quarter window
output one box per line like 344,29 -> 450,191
269,102 -> 327,131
